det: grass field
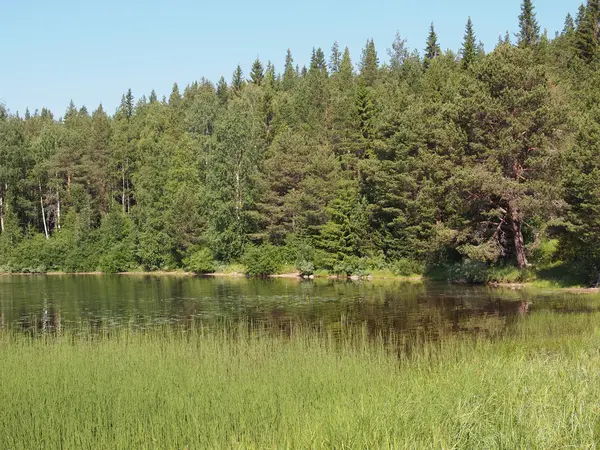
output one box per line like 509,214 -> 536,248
2,312 -> 600,448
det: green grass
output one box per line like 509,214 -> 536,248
2,315 -> 600,448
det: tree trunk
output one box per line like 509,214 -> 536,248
56,189 -> 61,231
40,183 -> 49,240
0,195 -> 4,234
508,206 -> 528,268
122,168 -> 126,214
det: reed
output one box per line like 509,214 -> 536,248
1,314 -> 600,448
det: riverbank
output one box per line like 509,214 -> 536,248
0,269 -> 424,282
2,311 -> 600,448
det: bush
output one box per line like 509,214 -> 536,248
332,256 -> 369,277
295,260 -> 314,277
183,248 -> 216,274
391,258 -> 424,276
99,243 -> 136,273
243,245 -> 282,277
531,239 -> 559,266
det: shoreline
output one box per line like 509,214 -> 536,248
0,270 -> 422,282
1,271 -> 598,292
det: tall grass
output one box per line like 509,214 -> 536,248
2,315 -> 600,448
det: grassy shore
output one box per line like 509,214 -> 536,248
2,311 -> 600,448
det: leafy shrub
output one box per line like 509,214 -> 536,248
243,244 -> 282,277
99,243 -> 136,273
296,260 -> 314,277
183,248 -> 216,274
332,256 -> 369,277
531,239 -> 558,266
391,258 -> 424,276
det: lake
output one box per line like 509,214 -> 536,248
0,274 -> 592,338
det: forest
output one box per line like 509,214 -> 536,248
1,0 -> 600,284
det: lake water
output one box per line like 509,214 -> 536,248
0,275 -> 596,338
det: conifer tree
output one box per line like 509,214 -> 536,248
575,0 -> 600,63
424,23 -> 441,68
330,41 -> 341,73
563,13 -> 575,35
576,3 -> 587,29
232,65 -> 244,93
282,49 -> 296,91
461,17 -> 477,69
517,0 -> 540,47
359,39 -> 379,86
310,48 -> 328,75
250,58 -> 264,85
169,83 -> 182,107
149,90 -> 158,104
124,89 -> 134,120
216,77 -> 229,104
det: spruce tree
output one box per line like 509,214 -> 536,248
563,13 -> 575,35
282,49 -> 296,91
575,0 -> 600,63
216,77 -> 228,104
461,17 -> 477,69
330,41 -> 341,73
149,89 -> 158,104
424,23 -> 441,68
359,39 -> 379,86
169,83 -> 181,107
517,0 -> 540,47
310,47 -> 327,75
124,89 -> 134,119
250,58 -> 264,85
232,65 -> 244,93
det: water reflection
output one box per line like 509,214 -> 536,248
0,275 -> 593,339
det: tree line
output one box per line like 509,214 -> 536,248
2,0 -> 600,282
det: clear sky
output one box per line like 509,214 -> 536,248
0,0 -> 581,117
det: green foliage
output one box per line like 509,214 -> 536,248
2,7 -> 600,281
182,247 -> 216,274
517,0 -> 540,47
390,258 -> 425,277
243,244 -> 282,277
448,259 -> 490,284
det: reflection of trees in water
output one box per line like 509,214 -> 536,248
2,278 -> 538,341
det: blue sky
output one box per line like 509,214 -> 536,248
0,0 -> 581,117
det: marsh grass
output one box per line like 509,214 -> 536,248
2,314 -> 600,448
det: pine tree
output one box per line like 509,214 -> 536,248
250,58 -> 264,85
359,39 -> 379,86
517,0 -> 540,47
330,41 -> 341,73
424,23 -> 441,68
461,17 -> 477,69
149,90 -> 158,104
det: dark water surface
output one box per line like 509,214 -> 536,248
0,275 -> 596,338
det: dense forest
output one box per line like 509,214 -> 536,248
2,0 -> 600,283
